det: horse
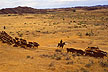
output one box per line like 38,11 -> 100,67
57,42 -> 65,48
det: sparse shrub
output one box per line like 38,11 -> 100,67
89,60 -> 94,64
80,68 -> 85,71
66,61 -> 74,65
85,32 -> 90,36
8,14 -> 11,16
80,68 -> 89,72
73,9 -> 76,12
73,21 -> 76,23
26,56 -> 34,59
9,32 -> 14,34
85,63 -> 92,68
100,28 -> 105,30
49,62 -> 55,71
85,30 -> 94,36
18,33 -> 23,37
26,55 -> 31,58
83,70 -> 89,72
67,36 -> 70,38
74,69 -> 79,72
26,31 -> 29,32
24,23 -> 27,24
13,14 -> 17,16
104,69 -> 108,72
78,21 -> 86,25
40,54 -> 51,58
77,32 -> 82,37
36,30 -> 40,32
54,53 -> 57,57
74,25 -> 81,28
42,31 -> 49,34
51,55 -> 55,59
70,21 -> 72,23
68,23 -> 71,25
65,56 -> 71,60
53,22 -> 56,25
85,60 -> 94,68
50,53 -> 59,59
94,23 -> 100,26
55,49 -> 62,52
9,31 -> 14,35
72,54 -> 77,58
62,53 -> 68,56
56,56 -> 61,60
65,70 -> 73,72
31,57 -> 34,59
82,24 -> 87,28
105,18 -> 108,21
49,62 -> 54,67
99,61 -> 108,67
74,25 -> 78,28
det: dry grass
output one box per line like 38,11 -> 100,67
0,8 -> 108,72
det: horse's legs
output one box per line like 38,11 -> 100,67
62,46 -> 63,48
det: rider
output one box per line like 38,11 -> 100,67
60,40 -> 62,44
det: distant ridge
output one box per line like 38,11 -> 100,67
94,5 -> 108,7
0,6 -> 47,14
0,5 -> 108,14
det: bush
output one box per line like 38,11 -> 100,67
49,62 -> 54,67
66,61 -> 74,65
65,70 -> 73,72
8,14 -> 11,16
26,55 -> 31,58
85,30 -> 94,36
85,63 -> 92,68
55,49 -> 62,52
17,33 -> 23,37
56,56 -> 61,60
77,32 -> 82,37
99,61 -> 108,67
65,56 -> 71,60
40,54 -> 51,58
80,68 -> 89,72
104,69 -> 108,72
73,9 -> 76,12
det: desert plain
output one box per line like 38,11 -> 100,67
0,7 -> 108,72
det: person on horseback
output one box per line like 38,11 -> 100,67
57,39 -> 65,48
60,40 -> 62,44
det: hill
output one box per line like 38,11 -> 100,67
0,6 -> 47,14
0,5 -> 108,14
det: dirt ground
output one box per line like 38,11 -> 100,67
0,9 -> 108,72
